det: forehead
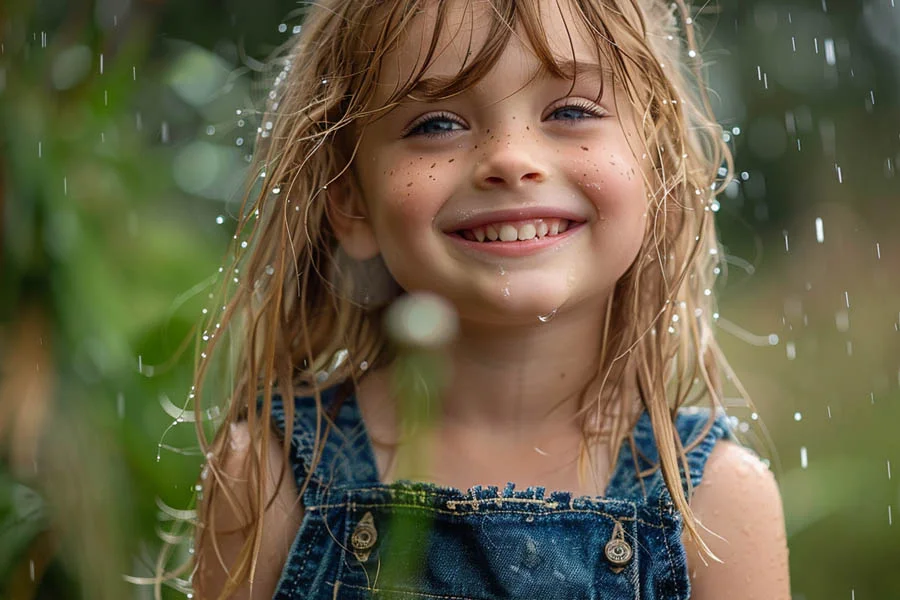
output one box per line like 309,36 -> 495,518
373,0 -> 606,100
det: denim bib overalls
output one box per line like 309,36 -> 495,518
269,385 -> 734,600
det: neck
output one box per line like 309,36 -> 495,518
439,311 -> 604,431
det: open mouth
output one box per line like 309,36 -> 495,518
453,218 -> 581,243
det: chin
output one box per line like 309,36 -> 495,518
456,286 -> 587,326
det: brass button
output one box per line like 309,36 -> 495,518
605,521 -> 633,570
351,512 -> 377,561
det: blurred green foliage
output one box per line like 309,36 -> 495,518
1,0 -> 898,598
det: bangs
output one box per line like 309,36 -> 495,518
370,0 -> 637,106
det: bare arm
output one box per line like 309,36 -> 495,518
685,441 -> 791,599
195,423 -> 303,599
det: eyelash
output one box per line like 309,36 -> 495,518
403,111 -> 463,139
546,99 -> 606,122
402,100 -> 606,139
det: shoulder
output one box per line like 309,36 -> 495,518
195,421 -> 303,599
684,440 -> 791,599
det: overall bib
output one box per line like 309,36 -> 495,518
269,385 -> 734,600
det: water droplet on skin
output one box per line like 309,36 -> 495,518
538,308 -> 558,323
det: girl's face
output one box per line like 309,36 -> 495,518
349,0 -> 648,325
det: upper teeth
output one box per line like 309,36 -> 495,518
461,218 -> 571,243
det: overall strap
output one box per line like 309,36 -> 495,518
268,383 -> 379,506
604,407 -> 735,502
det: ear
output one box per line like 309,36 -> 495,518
327,176 -> 380,261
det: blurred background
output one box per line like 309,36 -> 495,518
0,0 -> 898,598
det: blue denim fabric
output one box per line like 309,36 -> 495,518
269,386 -> 734,599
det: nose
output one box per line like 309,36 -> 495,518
473,137 -> 548,190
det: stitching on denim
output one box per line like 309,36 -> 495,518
630,515 -> 642,600
287,513 -> 320,591
658,500 -> 683,598
307,503 -> 665,529
444,497 -> 562,509
339,582 -> 480,599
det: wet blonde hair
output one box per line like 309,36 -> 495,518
189,0 -> 738,596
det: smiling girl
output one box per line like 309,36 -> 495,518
191,1 -> 790,598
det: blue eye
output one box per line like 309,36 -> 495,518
405,114 -> 465,137
548,103 -> 603,122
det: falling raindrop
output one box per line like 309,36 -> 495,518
786,342 -> 796,360
800,446 -> 808,469
824,39 -> 836,65
215,215 -> 224,225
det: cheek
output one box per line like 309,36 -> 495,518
366,155 -> 454,235
567,149 -> 646,218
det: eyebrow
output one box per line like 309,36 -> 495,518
538,58 -> 614,82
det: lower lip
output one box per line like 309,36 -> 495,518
445,223 -> 584,257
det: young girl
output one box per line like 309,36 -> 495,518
192,0 -> 790,598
